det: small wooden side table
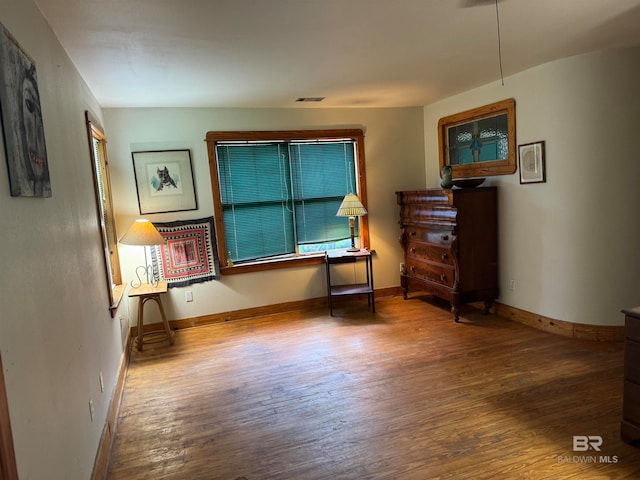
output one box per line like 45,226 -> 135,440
128,281 -> 174,351
325,249 -> 375,315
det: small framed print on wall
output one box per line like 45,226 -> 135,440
518,141 -> 546,184
132,149 -> 197,214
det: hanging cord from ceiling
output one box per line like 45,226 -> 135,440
495,0 -> 504,86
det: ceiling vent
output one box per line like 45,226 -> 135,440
295,97 -> 325,103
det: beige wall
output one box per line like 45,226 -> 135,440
424,47 -> 640,326
103,107 -> 426,325
0,0 -> 127,478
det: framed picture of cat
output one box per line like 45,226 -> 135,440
131,149 -> 197,214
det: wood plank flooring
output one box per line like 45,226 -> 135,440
107,294 -> 640,479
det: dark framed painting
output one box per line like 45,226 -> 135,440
132,149 -> 197,214
0,22 -> 50,197
438,98 -> 516,179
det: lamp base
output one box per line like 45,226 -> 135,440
131,264 -> 158,289
346,216 -> 360,252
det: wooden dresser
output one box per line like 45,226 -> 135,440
396,188 -> 498,321
622,306 -> 640,445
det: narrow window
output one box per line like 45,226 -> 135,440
85,111 -> 124,313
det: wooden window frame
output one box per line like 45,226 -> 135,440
85,111 -> 124,314
206,129 -> 369,275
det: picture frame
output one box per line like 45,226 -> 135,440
132,149 -> 197,214
518,141 -> 546,184
0,22 -> 51,197
150,216 -> 220,287
438,98 -> 516,179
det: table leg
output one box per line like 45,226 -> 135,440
136,295 -> 144,351
155,295 -> 174,345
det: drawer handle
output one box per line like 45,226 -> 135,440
441,235 -> 449,241
440,274 -> 447,282
410,265 -> 415,272
441,253 -> 448,260
410,231 -> 417,236
410,247 -> 416,254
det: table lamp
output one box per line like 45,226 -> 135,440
120,219 -> 165,288
336,193 -> 367,252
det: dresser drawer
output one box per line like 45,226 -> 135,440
626,315 -> 640,342
407,241 -> 455,267
625,339 -> 640,383
406,258 -> 455,288
404,226 -> 455,246
398,199 -> 456,225
623,380 -> 640,425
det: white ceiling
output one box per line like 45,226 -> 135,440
34,0 -> 640,109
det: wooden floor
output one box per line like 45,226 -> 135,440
107,294 -> 640,479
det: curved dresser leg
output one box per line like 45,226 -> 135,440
484,299 -> 494,315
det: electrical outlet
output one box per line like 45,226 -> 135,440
509,279 -> 516,290
89,399 -> 95,422
400,263 -> 405,273
185,290 -> 193,302
99,372 -> 104,393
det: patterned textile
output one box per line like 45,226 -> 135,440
150,217 -> 220,287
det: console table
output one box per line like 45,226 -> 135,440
128,281 -> 174,351
325,249 -> 375,315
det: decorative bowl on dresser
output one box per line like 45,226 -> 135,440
396,187 -> 498,322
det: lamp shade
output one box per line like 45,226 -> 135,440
336,193 -> 367,217
120,219 -> 164,246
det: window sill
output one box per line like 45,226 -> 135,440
109,284 -> 126,317
221,253 -> 327,275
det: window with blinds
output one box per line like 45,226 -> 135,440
86,111 -> 123,313
207,129 -> 368,272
